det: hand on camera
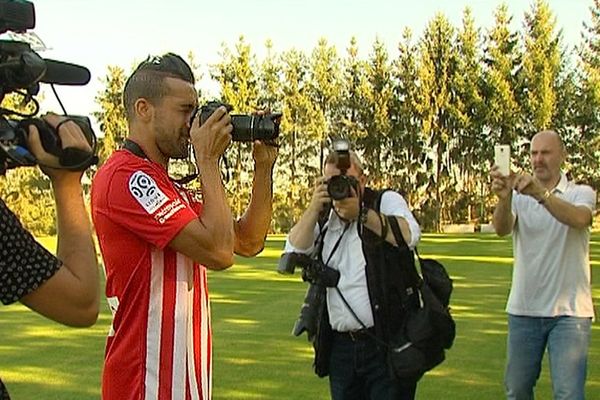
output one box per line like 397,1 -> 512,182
309,177 -> 331,215
252,140 -> 278,170
191,105 -> 232,163
332,187 -> 360,221
26,113 -> 91,180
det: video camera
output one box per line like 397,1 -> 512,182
326,139 -> 359,200
0,0 -> 97,175
195,101 -> 282,143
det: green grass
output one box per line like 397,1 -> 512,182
1,233 -> 600,399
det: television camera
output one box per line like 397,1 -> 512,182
0,0 -> 97,175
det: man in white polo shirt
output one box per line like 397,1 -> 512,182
490,130 -> 596,400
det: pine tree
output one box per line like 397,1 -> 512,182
521,0 -> 563,134
390,28 -> 425,207
415,13 -> 459,231
212,36 -> 259,217
307,38 -> 342,169
454,7 -> 486,223
359,38 -> 393,186
93,65 -> 127,164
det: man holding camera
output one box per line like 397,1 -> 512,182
285,143 -> 421,400
91,53 -> 276,400
0,115 -> 100,399
491,130 -> 595,400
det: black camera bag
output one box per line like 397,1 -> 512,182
385,216 -> 455,382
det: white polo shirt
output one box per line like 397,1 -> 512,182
285,190 -> 421,332
507,173 -> 596,318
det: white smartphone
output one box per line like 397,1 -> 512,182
494,145 -> 510,176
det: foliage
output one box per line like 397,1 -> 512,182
27,0 -> 599,233
0,93 -> 56,235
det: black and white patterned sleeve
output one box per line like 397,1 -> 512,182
0,199 -> 62,305
0,377 -> 10,400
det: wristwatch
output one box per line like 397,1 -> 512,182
538,190 -> 551,204
359,207 -> 370,224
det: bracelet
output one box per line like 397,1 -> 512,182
538,190 -> 551,204
359,207 -> 370,225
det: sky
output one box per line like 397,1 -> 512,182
6,0 -> 596,130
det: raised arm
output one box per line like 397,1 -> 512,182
168,106 -> 236,270
20,116 -> 99,327
234,141 -> 278,256
288,177 -> 330,251
513,173 -> 594,229
491,165 -> 515,236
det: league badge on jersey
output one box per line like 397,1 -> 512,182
129,171 -> 169,214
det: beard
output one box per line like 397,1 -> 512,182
156,124 -> 190,160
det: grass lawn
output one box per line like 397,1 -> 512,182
1,233 -> 599,399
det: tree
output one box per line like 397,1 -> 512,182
307,38 -> 342,171
212,36 -> 259,217
483,3 -> 523,145
93,65 -> 127,164
359,38 -> 394,186
334,37 -> 367,146
570,0 -> 600,188
453,7 -> 486,223
0,93 -> 56,235
276,48 -> 318,231
415,13 -> 459,230
390,28 -> 425,208
521,0 -> 563,134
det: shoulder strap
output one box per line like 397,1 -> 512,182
387,215 -> 422,284
373,188 -> 394,213
386,214 -> 409,252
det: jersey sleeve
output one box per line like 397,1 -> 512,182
102,165 -> 199,249
0,199 -> 62,305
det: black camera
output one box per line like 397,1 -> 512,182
0,0 -> 97,174
277,252 -> 340,288
197,101 -> 282,142
327,139 -> 359,200
278,252 -> 340,339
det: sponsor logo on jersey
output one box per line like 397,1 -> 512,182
129,171 -> 169,214
154,198 -> 187,224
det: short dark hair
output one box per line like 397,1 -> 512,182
122,53 -> 195,119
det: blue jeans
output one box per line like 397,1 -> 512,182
328,332 -> 416,400
505,314 -> 592,400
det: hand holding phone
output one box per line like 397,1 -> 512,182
494,145 -> 510,176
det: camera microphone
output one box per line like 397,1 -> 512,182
41,59 -> 90,86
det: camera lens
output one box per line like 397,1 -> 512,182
327,175 -> 352,200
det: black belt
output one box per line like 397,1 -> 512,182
333,327 -> 375,341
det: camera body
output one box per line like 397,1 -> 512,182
0,0 -> 97,174
326,139 -> 359,200
198,101 -> 282,142
278,251 -> 340,339
277,251 -> 339,288
0,115 -> 97,172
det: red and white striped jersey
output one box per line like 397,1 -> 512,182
92,150 -> 212,400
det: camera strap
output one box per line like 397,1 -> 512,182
122,139 -> 199,185
122,139 -> 146,159
321,221 -> 384,344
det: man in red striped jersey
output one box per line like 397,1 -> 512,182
91,53 -> 277,400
